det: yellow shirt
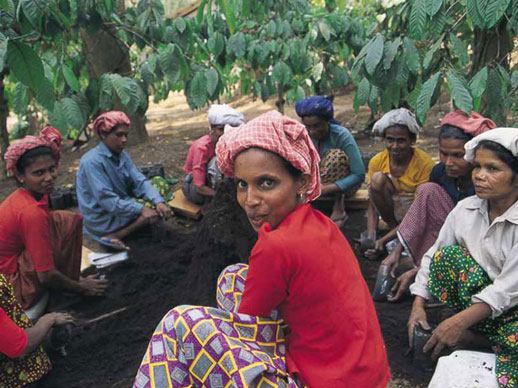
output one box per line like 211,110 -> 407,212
367,147 -> 435,194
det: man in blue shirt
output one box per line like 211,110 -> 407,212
76,111 -> 171,249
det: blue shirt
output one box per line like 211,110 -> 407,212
76,142 -> 164,236
313,123 -> 366,192
429,162 -> 475,205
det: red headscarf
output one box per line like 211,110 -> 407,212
440,110 -> 496,137
4,126 -> 62,176
92,111 -> 131,135
216,110 -> 321,202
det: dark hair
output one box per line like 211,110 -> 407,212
383,124 -> 417,142
475,140 -> 518,174
279,155 -> 303,179
439,125 -> 472,141
16,146 -> 55,175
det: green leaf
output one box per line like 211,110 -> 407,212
207,32 -> 225,57
0,33 -> 7,73
466,0 -> 485,27
417,71 -> 441,124
511,70 -> 518,89
449,33 -> 469,67
21,0 -> 45,29
383,38 -> 401,71
407,77 -> 423,111
189,72 -> 207,108
217,0 -> 236,34
99,74 -> 113,111
318,19 -> 334,41
158,44 -> 181,85
469,67 -> 488,99
48,100 -> 69,135
272,62 -> 292,86
404,38 -> 421,75
205,68 -> 219,96
423,35 -> 443,72
68,0 -> 77,24
61,97 -> 85,129
34,76 -> 55,111
226,32 -> 246,58
430,6 -> 446,37
110,73 -> 132,106
486,68 -> 505,125
410,0 -> 427,41
369,85 -> 379,112
357,78 -> 371,105
477,0 -> 511,28
365,34 -> 384,76
62,64 -> 79,92
175,17 -> 186,33
426,0 -> 442,16
13,83 -> 28,115
446,72 -> 473,115
6,41 -> 44,91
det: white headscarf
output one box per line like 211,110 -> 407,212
207,104 -> 245,127
372,108 -> 421,136
464,127 -> 518,162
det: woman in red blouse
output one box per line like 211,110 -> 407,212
134,111 -> 390,388
0,127 -> 107,314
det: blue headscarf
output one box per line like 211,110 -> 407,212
295,96 -> 339,124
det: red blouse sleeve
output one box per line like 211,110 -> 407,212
0,307 -> 27,358
239,234 -> 288,317
19,205 -> 54,272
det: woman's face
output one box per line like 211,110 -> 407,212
472,148 -> 518,201
438,137 -> 472,178
301,115 -> 329,141
234,148 -> 309,232
16,154 -> 57,196
384,125 -> 414,158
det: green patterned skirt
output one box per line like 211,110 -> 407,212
428,245 -> 518,388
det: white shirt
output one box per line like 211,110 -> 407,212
410,195 -> 518,318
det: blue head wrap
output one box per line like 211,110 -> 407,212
295,96 -> 336,120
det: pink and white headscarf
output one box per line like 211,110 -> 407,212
4,126 -> 62,176
216,110 -> 321,202
92,111 -> 131,135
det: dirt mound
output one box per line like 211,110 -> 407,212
39,180 -> 256,388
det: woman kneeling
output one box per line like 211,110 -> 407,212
408,128 -> 518,387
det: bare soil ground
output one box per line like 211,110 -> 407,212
3,91 -> 453,387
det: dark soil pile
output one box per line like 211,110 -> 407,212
39,180 -> 432,388
39,180 -> 256,388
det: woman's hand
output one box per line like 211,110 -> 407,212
408,297 -> 430,347
388,267 -> 418,302
42,312 -> 74,326
80,274 -> 109,296
156,202 -> 172,220
423,316 -> 464,359
382,249 -> 402,277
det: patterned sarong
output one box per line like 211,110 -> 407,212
398,183 -> 454,266
133,264 -> 301,388
320,149 -> 359,198
0,274 -> 52,387
428,246 -> 518,388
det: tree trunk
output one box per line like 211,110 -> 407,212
276,85 -> 285,114
471,19 -> 511,76
80,27 -> 149,145
0,71 -> 10,180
